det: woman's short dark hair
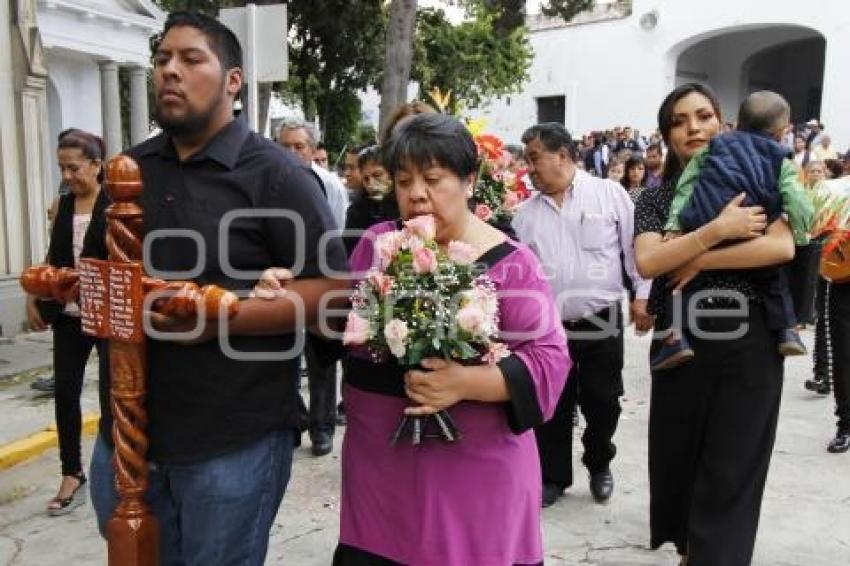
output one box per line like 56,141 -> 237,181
159,11 -> 242,72
657,83 -> 722,185
521,122 -> 578,161
621,155 -> 646,189
383,113 -> 477,180
58,129 -> 106,183
357,145 -> 382,169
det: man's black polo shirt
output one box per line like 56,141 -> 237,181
125,118 -> 348,465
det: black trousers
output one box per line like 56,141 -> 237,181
53,314 -> 109,476
301,334 -> 337,436
813,277 -> 832,381
829,282 -> 850,432
649,303 -> 783,565
535,305 -> 624,488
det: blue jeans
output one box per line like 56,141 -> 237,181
90,429 -> 295,565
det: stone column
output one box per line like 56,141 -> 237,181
128,66 -> 149,145
20,75 -> 50,264
99,60 -> 122,157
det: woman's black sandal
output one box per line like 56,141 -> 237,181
47,473 -> 87,516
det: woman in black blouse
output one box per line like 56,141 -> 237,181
633,83 -> 796,566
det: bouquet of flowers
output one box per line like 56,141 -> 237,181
343,214 -> 510,444
422,99 -> 530,228
470,132 -> 529,226
809,189 -> 850,247
809,188 -> 850,282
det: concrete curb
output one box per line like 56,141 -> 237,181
0,413 -> 99,471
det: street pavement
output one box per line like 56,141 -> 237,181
0,327 -> 848,565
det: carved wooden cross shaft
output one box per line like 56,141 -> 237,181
20,155 -> 238,565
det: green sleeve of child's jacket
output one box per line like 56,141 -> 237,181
665,146 -> 709,232
778,159 -> 814,245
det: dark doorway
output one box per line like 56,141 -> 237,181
537,96 -> 565,124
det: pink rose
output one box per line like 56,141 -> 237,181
468,285 -> 499,318
447,241 -> 477,265
375,231 -> 403,269
343,312 -> 370,346
474,204 -> 493,221
369,272 -> 395,297
402,234 -> 425,252
412,247 -> 438,274
481,342 -> 511,365
503,190 -> 520,212
457,304 -> 487,334
404,215 -> 437,241
383,318 -> 409,358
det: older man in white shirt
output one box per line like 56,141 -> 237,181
513,122 -> 653,507
278,120 -> 349,229
278,120 -> 348,457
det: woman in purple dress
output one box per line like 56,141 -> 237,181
336,114 -> 571,565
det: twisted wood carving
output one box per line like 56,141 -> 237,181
20,155 -> 238,566
102,155 -> 158,566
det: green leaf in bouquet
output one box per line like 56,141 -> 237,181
453,340 -> 478,360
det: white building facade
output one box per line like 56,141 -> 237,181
0,0 -> 162,336
469,0 -> 849,148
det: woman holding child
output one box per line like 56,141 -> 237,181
634,83 -> 797,566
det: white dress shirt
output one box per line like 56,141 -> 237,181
312,163 -> 350,229
512,169 -> 651,322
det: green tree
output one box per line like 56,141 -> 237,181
380,0 -> 595,119
283,0 -> 385,151
540,0 -> 594,20
411,7 -> 532,113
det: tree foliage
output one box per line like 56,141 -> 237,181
540,0 -> 595,21
405,0 -> 593,113
411,7 -> 532,113
151,0 -> 595,150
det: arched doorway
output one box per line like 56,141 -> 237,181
744,37 -> 826,124
672,25 -> 825,125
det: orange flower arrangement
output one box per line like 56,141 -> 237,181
474,134 -> 505,162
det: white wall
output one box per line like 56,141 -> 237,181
38,3 -> 158,66
46,49 -> 103,136
467,0 -> 850,149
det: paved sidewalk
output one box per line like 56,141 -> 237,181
0,331 -> 99,451
0,329 -> 848,565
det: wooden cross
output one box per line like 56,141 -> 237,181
21,155 -> 238,565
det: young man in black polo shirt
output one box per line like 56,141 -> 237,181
88,12 -> 348,564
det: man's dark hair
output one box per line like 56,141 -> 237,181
160,11 -> 242,72
825,159 -> 844,179
357,145 -> 382,169
737,91 -> 790,135
521,122 -> 578,161
645,143 -> 662,155
505,144 -> 523,159
383,113 -> 477,179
